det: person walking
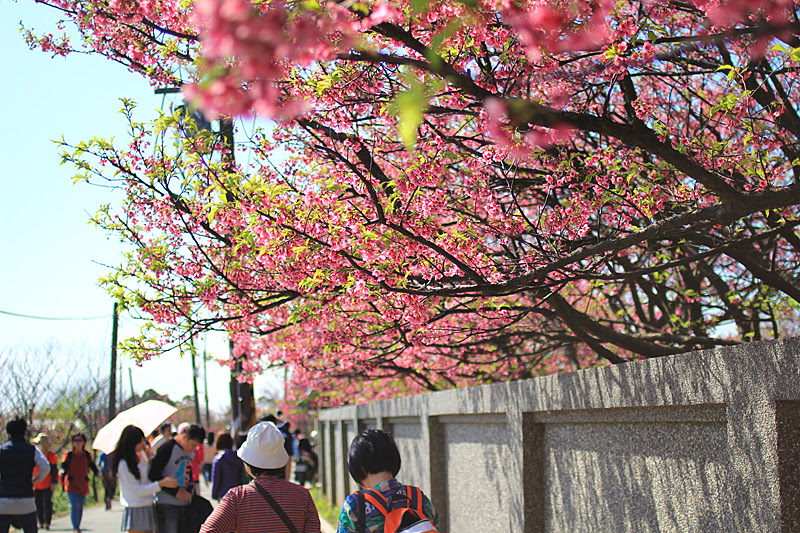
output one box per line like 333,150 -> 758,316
148,423 -> 206,533
31,433 -> 58,530
199,422 -> 320,533
0,417 -> 50,533
293,438 -> 317,488
210,432 -> 243,501
97,451 -> 117,510
112,425 -> 179,533
201,433 -> 215,486
150,424 -> 173,454
191,442 -> 203,490
336,429 -> 438,533
61,433 -> 99,533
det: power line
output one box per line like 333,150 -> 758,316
0,309 -> 111,321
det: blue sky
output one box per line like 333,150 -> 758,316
0,0 -> 278,412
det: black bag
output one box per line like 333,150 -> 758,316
179,494 -> 214,533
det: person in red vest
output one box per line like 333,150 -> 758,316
31,434 -> 58,530
61,434 -> 99,533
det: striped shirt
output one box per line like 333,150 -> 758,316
200,477 -> 321,533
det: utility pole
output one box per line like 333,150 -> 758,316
128,368 -> 135,406
152,86 -> 217,426
190,335 -> 202,425
203,336 -> 210,428
218,116 -> 256,435
108,302 -> 119,421
119,355 -> 123,409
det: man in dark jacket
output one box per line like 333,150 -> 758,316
0,417 -> 50,533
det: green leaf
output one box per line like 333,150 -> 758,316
395,90 -> 429,148
410,0 -> 430,14
208,204 -> 220,223
427,19 -> 462,63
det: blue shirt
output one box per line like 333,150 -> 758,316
97,452 -> 112,473
336,479 -> 438,533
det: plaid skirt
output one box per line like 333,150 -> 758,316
120,505 -> 158,531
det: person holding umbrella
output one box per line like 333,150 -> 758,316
112,425 -> 179,533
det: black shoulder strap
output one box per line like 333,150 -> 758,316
357,491 -> 366,533
86,450 -> 99,475
251,481 -> 299,533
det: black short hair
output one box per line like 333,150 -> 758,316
6,417 -> 27,439
244,462 -> 285,478
160,423 -> 172,432
180,424 -> 206,443
298,438 -> 312,454
260,414 -> 278,424
347,429 -> 401,484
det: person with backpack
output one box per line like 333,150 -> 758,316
293,438 -> 317,488
0,418 -> 50,533
337,429 -> 438,533
61,434 -> 99,533
199,422 -> 320,533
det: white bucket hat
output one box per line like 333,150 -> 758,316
237,422 -> 289,469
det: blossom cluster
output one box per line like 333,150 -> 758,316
41,0 -> 800,406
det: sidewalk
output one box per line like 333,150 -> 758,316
49,502 -> 123,533
49,497 -> 336,532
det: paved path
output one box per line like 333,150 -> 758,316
48,494 -> 336,533
49,502 -> 123,533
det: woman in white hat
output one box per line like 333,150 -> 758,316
199,422 -> 321,533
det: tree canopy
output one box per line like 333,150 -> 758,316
27,0 -> 800,406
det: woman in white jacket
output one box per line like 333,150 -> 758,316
111,425 -> 178,533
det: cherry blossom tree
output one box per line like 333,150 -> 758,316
27,0 -> 800,405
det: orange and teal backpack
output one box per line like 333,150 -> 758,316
356,485 -> 438,533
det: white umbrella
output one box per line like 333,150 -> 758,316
92,400 -> 177,453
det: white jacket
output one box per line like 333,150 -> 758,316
118,457 -> 160,508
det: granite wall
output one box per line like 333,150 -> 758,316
317,337 -> 800,532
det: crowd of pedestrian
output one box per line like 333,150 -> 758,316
1,413 -> 435,533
